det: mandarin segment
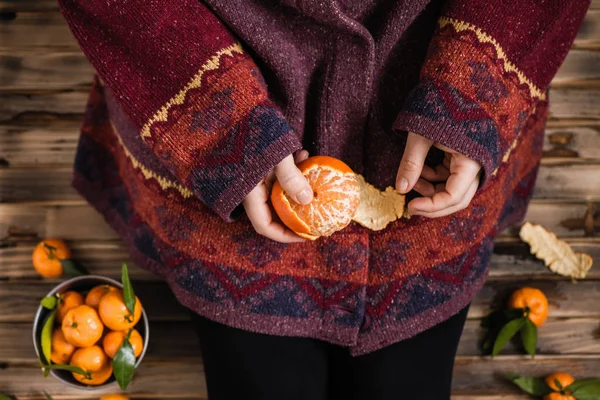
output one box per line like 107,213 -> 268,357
56,291 -> 84,323
508,287 -> 549,327
100,395 -> 130,400
271,156 -> 360,239
98,291 -> 142,331
32,239 -> 71,278
85,284 -> 119,309
62,305 -> 104,347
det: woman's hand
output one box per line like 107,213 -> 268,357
242,150 -> 312,243
396,132 -> 482,218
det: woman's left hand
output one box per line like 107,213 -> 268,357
396,132 -> 482,218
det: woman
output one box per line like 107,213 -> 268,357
58,0 -> 589,398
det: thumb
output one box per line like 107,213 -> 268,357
274,154 -> 313,205
396,133 -> 433,194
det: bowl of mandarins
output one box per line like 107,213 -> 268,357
32,270 -> 149,390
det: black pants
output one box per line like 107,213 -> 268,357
192,306 -> 469,400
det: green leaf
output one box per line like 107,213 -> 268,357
554,379 -> 564,391
41,363 -> 91,379
520,318 -> 537,356
113,330 -> 136,390
121,263 -> 136,315
60,259 -> 89,277
505,308 -> 527,321
571,379 -> 600,400
0,394 -> 12,400
40,309 -> 57,364
568,378 -> 600,391
43,391 -> 54,400
510,375 -> 552,396
492,318 -> 525,356
40,295 -> 58,310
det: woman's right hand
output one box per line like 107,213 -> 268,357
242,150 -> 312,243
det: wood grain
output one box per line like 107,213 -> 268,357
1,238 -> 599,280
1,357 -> 600,399
4,317 -> 600,367
2,10 -> 599,51
554,50 -> 600,83
3,163 -> 600,203
0,202 -> 594,242
549,87 -> 600,119
2,279 -> 600,323
0,91 -> 87,122
3,122 -> 600,168
0,1 -> 57,12
0,52 -> 93,91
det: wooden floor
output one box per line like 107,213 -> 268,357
1,1 -> 600,399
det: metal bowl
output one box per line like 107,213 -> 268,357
32,275 -> 150,390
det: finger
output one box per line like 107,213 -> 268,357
264,170 -> 276,193
243,187 -> 306,243
408,158 -> 481,213
396,133 -> 433,194
420,164 -> 450,182
294,150 -> 309,164
413,178 -> 435,197
274,155 -> 313,205
410,177 -> 479,218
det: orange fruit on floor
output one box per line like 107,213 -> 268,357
271,156 -> 361,240
56,290 -> 84,323
103,328 -> 144,358
85,284 -> 119,309
100,395 -> 130,400
98,291 -> 143,331
50,328 -> 76,364
61,305 -> 104,347
543,372 -> 576,400
32,239 -> 71,278
508,286 -> 549,327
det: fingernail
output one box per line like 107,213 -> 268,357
398,177 -> 408,193
297,188 -> 313,205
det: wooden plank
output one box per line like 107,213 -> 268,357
534,163 -> 600,200
0,12 -> 76,50
0,240 -> 158,280
1,238 -> 599,280
544,126 -> 600,158
1,356 -> 599,398
0,52 -> 93,91
0,91 -> 87,122
0,46 -> 597,92
549,88 -> 600,119
0,87 -> 595,126
4,317 -> 600,366
554,50 -> 600,83
576,10 -> 600,48
0,123 -> 79,166
3,123 -> 600,167
1,10 -> 599,51
2,279 -> 600,323
3,163 -> 600,203
0,281 -> 190,323
0,201 -> 594,242
0,1 -> 58,12
0,363 -> 207,399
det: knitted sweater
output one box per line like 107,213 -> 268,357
58,0 -> 588,355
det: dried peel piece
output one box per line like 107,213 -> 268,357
353,175 -> 405,230
519,222 -> 593,279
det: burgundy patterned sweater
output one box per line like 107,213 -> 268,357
58,0 -> 588,355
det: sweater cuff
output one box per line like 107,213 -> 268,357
394,18 -> 539,186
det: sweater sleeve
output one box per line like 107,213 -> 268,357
393,0 -> 589,185
58,0 -> 302,221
